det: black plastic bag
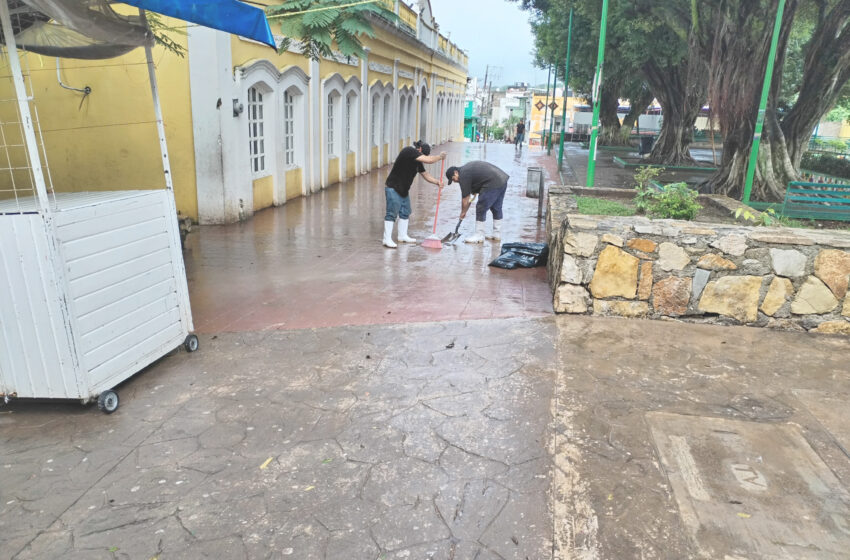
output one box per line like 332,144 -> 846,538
489,242 -> 549,270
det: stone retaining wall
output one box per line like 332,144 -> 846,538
547,187 -> 850,335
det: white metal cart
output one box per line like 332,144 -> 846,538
0,2 -> 197,412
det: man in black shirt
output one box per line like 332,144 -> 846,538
515,121 -> 526,149
445,161 -> 509,243
383,140 -> 447,248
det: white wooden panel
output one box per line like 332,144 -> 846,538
86,308 -> 182,387
72,263 -> 173,317
57,199 -> 163,244
52,191 -> 163,227
76,277 -> 176,335
0,216 -> 79,399
65,232 -> 171,282
62,217 -> 168,262
81,291 -> 180,357
68,247 -> 172,300
88,323 -> 184,393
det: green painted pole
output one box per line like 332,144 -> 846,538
542,65 -> 552,148
558,8 -> 573,170
586,0 -> 609,187
547,66 -> 557,155
742,0 -> 786,203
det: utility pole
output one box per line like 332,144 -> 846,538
742,0 -> 786,203
558,8 -> 573,170
586,0 -> 609,187
481,65 -> 489,143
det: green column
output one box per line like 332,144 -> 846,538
542,65 -> 552,148
742,0 -> 787,203
558,8 -> 573,170
586,0 -> 609,187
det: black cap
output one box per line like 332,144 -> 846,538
414,140 -> 431,156
446,166 -> 460,185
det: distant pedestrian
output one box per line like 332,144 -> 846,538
445,161 -> 509,243
383,140 -> 447,248
515,121 -> 526,148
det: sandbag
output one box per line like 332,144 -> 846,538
488,242 -> 549,270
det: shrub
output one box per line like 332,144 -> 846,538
633,166 -> 664,213
801,152 -> 850,179
647,182 -> 701,220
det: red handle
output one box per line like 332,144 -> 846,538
433,159 -> 444,234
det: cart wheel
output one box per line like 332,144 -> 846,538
97,390 -> 119,414
184,334 -> 200,353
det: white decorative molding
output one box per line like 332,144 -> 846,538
398,69 -> 414,79
435,79 -> 445,87
323,51 -> 360,67
368,61 -> 393,75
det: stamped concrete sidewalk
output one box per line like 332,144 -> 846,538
3,315 -> 850,559
2,143 -> 850,559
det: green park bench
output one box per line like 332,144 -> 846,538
782,181 -> 850,221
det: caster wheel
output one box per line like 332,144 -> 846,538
184,334 -> 199,353
97,390 -> 119,414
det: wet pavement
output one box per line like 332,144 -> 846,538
184,143 -> 556,333
3,143 -> 850,559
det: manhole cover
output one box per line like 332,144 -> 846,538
647,412 -> 850,558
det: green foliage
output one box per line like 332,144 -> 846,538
633,166 -> 664,213
646,182 -> 701,220
146,12 -> 186,58
491,124 -> 506,140
811,137 -> 849,153
266,0 -> 397,60
801,152 -> 850,179
734,206 -> 779,227
576,196 -> 635,217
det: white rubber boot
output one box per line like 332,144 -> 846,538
398,219 -> 416,243
486,219 -> 502,241
464,221 -> 486,244
382,221 -> 397,248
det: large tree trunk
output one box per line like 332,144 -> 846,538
701,0 -> 800,200
780,1 -> 850,165
643,40 -> 707,166
616,87 -> 654,144
598,83 -> 624,145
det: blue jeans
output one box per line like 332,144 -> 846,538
476,184 -> 507,221
385,187 -> 411,221
515,133 -> 524,146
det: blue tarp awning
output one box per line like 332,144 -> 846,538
122,0 -> 276,48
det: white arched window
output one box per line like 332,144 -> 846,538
383,94 -> 392,148
248,86 -> 265,174
345,94 -> 353,154
371,94 -> 380,147
284,90 -> 296,167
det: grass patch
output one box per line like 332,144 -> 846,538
576,196 -> 636,217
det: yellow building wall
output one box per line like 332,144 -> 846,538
529,93 -> 581,144
0,22 -> 198,218
231,36 -> 310,76
252,175 -> 274,211
372,146 -> 379,164
347,152 -> 356,177
285,167 -> 302,201
328,158 -> 340,186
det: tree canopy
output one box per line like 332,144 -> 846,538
266,0 -> 397,60
513,0 -> 850,200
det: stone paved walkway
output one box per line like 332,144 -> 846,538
3,143 -> 850,559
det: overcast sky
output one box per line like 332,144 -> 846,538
426,0 -> 540,86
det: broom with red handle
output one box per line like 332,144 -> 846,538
421,158 -> 445,249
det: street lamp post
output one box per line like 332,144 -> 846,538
558,8 -> 573,170
742,0 -> 787,203
586,0 -> 609,187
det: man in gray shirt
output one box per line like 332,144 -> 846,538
445,161 -> 509,243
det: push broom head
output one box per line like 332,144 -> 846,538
422,235 -> 442,249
